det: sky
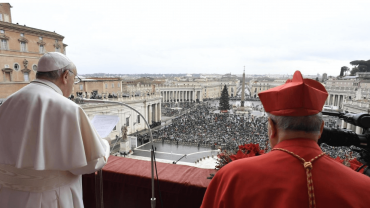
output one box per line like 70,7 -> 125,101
11,0 -> 370,76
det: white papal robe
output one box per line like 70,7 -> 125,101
0,79 -> 110,208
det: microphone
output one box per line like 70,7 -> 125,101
80,98 -> 157,208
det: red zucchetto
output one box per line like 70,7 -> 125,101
258,70 -> 328,116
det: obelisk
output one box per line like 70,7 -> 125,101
241,67 -> 245,107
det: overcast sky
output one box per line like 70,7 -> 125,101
11,0 -> 370,76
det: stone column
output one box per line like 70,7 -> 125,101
352,125 -> 356,132
347,123 -> 352,131
154,104 -> 157,122
148,105 -> 152,124
341,120 -> 347,129
158,103 -> 161,121
331,95 -> 335,106
356,126 -> 362,134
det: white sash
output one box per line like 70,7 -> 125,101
0,164 -> 78,193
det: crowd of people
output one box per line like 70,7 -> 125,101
161,102 -> 196,117
136,102 -> 361,162
140,103 -> 270,151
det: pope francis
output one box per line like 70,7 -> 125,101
0,52 -> 110,208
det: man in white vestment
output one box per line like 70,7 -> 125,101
0,52 -> 110,208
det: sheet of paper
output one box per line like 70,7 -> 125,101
91,115 -> 119,138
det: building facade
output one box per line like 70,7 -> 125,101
250,79 -> 287,98
0,3 -> 67,99
73,78 -> 122,98
80,94 -> 162,146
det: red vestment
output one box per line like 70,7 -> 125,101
201,138 -> 370,208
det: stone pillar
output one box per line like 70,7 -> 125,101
148,105 -> 152,124
331,95 -> 335,106
347,123 -> 352,131
356,126 -> 362,134
352,125 -> 356,132
341,120 -> 347,129
154,104 -> 157,122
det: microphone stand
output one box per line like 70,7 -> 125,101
80,98 -> 157,208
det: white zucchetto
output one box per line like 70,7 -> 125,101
37,52 -> 72,72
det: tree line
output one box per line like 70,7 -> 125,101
340,59 -> 370,76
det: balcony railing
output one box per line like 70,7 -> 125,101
82,156 -> 215,208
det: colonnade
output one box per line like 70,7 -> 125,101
160,90 -> 203,103
146,102 -> 161,125
325,94 -> 345,109
341,120 -> 363,134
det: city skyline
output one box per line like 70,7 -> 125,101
11,0 -> 370,76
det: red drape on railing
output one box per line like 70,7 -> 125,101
83,156 -> 216,208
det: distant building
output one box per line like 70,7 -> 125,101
73,78 -> 122,98
324,72 -> 370,111
322,73 -> 328,82
0,3 -> 67,99
250,79 -> 287,98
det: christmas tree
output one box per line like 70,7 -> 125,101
219,85 -> 230,111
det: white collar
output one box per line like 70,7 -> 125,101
31,79 -> 63,95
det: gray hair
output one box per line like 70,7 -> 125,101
267,112 -> 323,133
36,62 -> 76,80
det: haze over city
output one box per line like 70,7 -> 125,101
11,0 -> 370,76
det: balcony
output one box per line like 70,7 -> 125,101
82,156 -> 216,208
